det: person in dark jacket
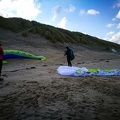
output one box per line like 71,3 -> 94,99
0,43 -> 4,80
64,46 -> 75,66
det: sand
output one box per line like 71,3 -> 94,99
0,29 -> 120,120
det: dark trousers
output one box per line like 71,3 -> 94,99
67,59 -> 72,67
0,60 -> 3,76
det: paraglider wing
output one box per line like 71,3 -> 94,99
57,66 -> 120,76
3,50 -> 46,61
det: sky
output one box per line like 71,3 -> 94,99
0,0 -> 120,44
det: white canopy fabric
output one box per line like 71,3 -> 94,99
57,66 -> 120,76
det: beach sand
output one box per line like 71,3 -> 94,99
0,29 -> 120,120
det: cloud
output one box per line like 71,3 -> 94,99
64,4 -> 75,13
106,31 -> 115,36
68,4 -> 76,12
112,18 -> 116,21
109,31 -> 120,44
79,9 -> 100,15
117,23 -> 120,28
79,9 -> 86,15
52,5 -> 61,21
116,2 -> 120,8
103,31 -> 114,41
106,23 -> 115,28
87,9 -> 100,15
58,17 -> 67,29
0,0 -> 41,20
113,0 -> 120,8
105,31 -> 120,44
116,10 -> 120,19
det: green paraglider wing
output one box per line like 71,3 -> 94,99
3,50 -> 46,61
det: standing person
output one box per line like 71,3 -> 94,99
64,46 -> 75,66
0,43 -> 4,80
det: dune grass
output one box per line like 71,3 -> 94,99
0,16 -> 120,51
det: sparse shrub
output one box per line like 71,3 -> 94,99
22,32 -> 28,37
31,27 -> 37,34
44,31 -> 52,40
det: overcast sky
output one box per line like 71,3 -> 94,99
0,0 -> 120,44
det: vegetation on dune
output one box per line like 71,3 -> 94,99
0,16 -> 120,51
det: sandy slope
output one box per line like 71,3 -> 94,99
0,29 -> 120,120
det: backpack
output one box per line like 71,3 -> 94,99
70,49 -> 75,61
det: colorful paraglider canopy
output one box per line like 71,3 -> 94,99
57,66 -> 120,76
3,50 -> 46,61
2,60 -> 7,64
